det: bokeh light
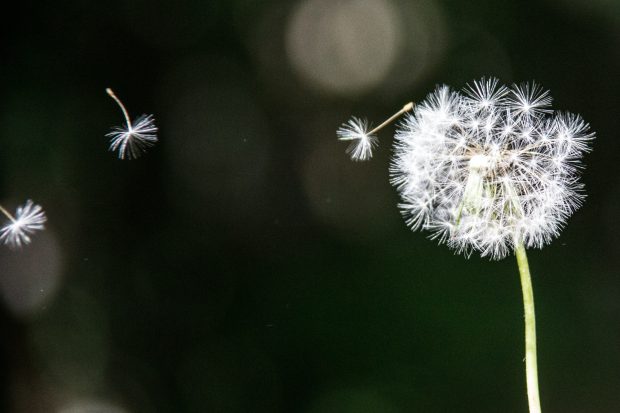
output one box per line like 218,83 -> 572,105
284,0 -> 447,97
286,0 -> 403,96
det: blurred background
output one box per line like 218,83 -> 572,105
1,0 -> 619,412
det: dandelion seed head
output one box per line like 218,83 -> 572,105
0,200 -> 47,249
390,78 -> 594,259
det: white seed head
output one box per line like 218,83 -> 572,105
390,78 -> 594,259
0,200 -> 47,248
106,88 -> 158,160
337,117 -> 378,161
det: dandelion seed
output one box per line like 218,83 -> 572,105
0,200 -> 47,248
106,88 -> 158,160
508,81 -> 553,118
337,102 -> 414,161
464,76 -> 509,110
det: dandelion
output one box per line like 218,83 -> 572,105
106,88 -> 158,160
390,80 -> 592,259
336,77 -> 595,413
0,200 -> 47,248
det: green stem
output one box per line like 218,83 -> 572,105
515,241 -> 541,413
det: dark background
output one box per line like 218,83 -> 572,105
1,1 -> 619,412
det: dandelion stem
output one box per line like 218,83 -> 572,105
515,241 -> 541,413
368,102 -> 414,135
106,88 -> 132,128
0,204 -> 16,223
